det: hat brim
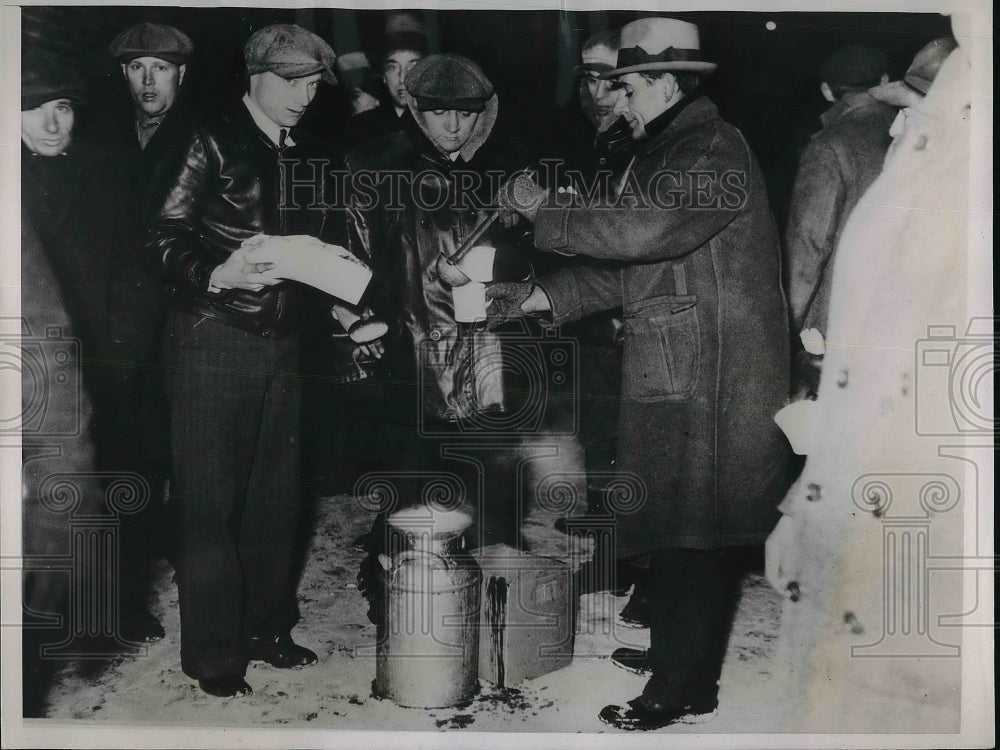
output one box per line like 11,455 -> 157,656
868,80 -> 919,108
601,61 -> 717,79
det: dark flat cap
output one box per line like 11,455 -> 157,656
819,45 -> 889,89
22,55 -> 86,111
244,24 -> 337,85
108,22 -> 193,64
405,54 -> 493,112
869,37 -> 958,107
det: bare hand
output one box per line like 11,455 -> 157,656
209,246 -> 280,292
352,340 -> 385,364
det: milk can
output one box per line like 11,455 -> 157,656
375,507 -> 482,708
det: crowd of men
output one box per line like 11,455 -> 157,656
21,10 -> 969,731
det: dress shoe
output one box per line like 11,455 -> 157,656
610,647 -> 651,676
198,676 -> 253,698
120,610 -> 165,643
598,695 -> 719,731
247,634 -> 318,669
617,593 -> 650,629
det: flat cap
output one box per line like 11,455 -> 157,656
108,22 -> 193,65
244,24 -> 337,85
869,37 -> 958,107
22,55 -> 87,111
405,53 -> 493,112
819,45 -> 889,89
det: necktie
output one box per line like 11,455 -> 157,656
278,128 -> 288,150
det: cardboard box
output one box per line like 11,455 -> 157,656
472,544 -> 575,688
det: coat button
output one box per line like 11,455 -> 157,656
836,369 -> 849,388
843,611 -> 864,634
430,329 -> 442,341
598,157 -> 607,165
806,482 -> 822,502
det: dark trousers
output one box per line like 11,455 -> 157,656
642,548 -> 741,706
83,345 -> 171,620
165,313 -> 301,680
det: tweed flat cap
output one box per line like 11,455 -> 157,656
244,24 -> 337,85
405,54 -> 493,112
108,22 -> 193,64
22,55 -> 87,111
819,45 -> 888,89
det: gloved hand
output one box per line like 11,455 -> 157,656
485,281 -> 534,330
497,171 -> 547,227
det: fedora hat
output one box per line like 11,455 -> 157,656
602,18 -> 716,78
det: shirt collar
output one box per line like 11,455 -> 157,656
242,93 -> 296,148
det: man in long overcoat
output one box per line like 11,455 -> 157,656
489,17 -> 791,730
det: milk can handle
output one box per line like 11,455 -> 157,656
393,549 -> 452,573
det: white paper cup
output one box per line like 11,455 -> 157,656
452,282 -> 488,323
457,245 -> 495,283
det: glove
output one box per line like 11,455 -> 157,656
485,281 -> 534,330
496,172 -> 547,226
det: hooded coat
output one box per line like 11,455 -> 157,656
344,96 -> 531,424
534,95 -> 792,556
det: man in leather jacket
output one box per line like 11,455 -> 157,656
146,24 -> 338,698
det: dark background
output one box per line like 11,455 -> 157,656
22,6 -> 950,232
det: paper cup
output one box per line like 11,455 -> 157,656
457,245 -> 495,283
452,282 -> 488,323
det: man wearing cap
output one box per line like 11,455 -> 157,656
548,27 -> 648,620
784,45 -> 895,395
343,11 -> 427,149
344,53 -> 533,604
106,22 -> 194,166
21,55 -> 169,646
100,21 -> 198,618
868,37 -> 958,165
488,17 -> 791,729
147,24 -> 338,698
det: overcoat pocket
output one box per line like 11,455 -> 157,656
621,294 -> 700,401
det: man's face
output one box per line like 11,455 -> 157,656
21,99 -> 75,156
612,72 -> 672,140
122,56 -> 185,118
419,109 -> 479,155
383,49 -> 422,111
579,43 -> 618,132
249,71 -> 322,128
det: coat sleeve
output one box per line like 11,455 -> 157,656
532,124 -> 750,263
145,130 -> 216,294
784,141 -> 844,332
536,264 -> 622,326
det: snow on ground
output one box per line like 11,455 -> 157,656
35,489 -> 786,735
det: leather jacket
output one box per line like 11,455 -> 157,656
147,102 -> 337,339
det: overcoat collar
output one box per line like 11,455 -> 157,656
642,95 -> 719,156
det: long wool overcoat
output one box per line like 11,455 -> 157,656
536,95 -> 791,556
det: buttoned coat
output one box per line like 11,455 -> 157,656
535,96 -> 791,556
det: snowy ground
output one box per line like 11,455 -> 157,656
29,480 -> 788,740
